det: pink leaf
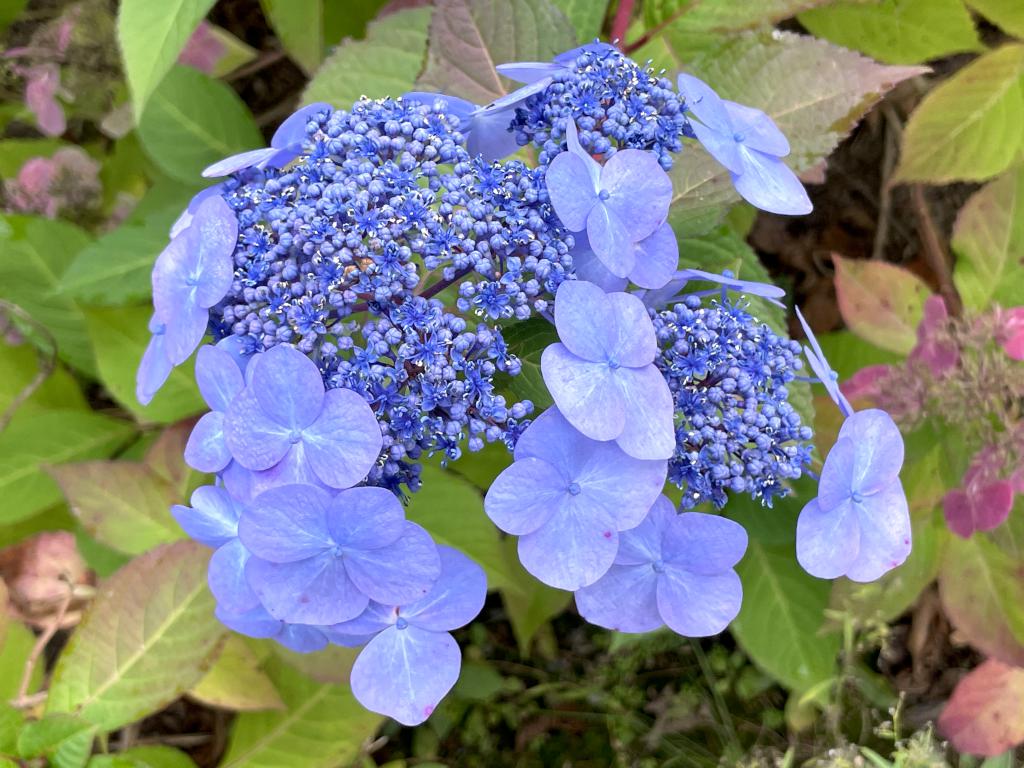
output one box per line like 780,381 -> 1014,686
939,659 -> 1024,756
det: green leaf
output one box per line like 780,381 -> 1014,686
814,331 -> 904,381
16,714 -> 95,766
416,0 -> 576,105
833,255 -> 931,355
0,216 -> 96,376
0,704 -> 24,755
189,635 -> 285,712
494,317 -> 557,409
58,203 -> 181,306
48,461 -> 184,556
221,657 -> 383,768
0,0 -> 27,34
551,0 -> 609,42
137,66 -> 263,184
261,0 -> 323,75
798,0 -> 981,65
729,493 -> 839,692
951,167 -> 1024,311
939,531 -> 1024,666
47,541 -> 226,730
966,0 -> 1024,38
322,0 -> 390,45
406,463 -> 518,593
0,339 -> 87,418
88,746 -> 198,768
84,305 -> 204,425
831,507 -> 945,624
303,7 -> 433,106
894,44 -> 1024,184
118,0 -> 218,119
0,410 -> 135,525
144,421 -> 209,500
640,0 -> 842,65
665,32 -> 925,235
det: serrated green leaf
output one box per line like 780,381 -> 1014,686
303,7 -> 433,106
406,463 -> 519,593
0,339 -> 87,418
939,531 -> 1024,666
16,714 -> 93,761
88,746 -> 198,768
799,0 -> 981,65
951,167 -> 1024,311
48,461 -> 184,556
84,305 -> 204,425
47,541 -> 225,730
0,621 -> 42,700
833,255 -> 930,355
137,66 -> 263,184
189,635 -> 284,712
322,0 -> 390,45
665,32 -> 924,235
58,202 -> 181,306
641,0 -> 839,65
221,657 -> 383,768
551,0 -> 609,42
966,0 -> 1024,38
0,215 -> 96,376
0,410 -> 135,525
118,0 -> 218,119
894,44 -> 1024,184
416,0 -> 576,105
260,0 -> 323,75
729,494 -> 839,692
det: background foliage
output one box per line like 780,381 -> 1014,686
1,0 -> 1023,765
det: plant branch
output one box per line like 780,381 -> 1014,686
910,185 -> 962,317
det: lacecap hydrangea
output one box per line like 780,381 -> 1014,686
139,41 -> 910,726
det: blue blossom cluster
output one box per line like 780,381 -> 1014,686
651,294 -> 814,509
137,39 -> 911,728
502,42 -> 689,169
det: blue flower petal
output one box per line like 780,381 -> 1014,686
553,280 -> 618,361
837,409 -> 904,496
494,61 -> 563,84
239,483 -> 332,562
246,552 -> 368,625
730,147 -> 812,216
606,292 -> 658,367
195,345 -> 243,411
656,568 -> 742,636
794,306 -> 853,416
614,364 -> 676,460
190,196 -> 237,307
485,456 -> 565,535
600,149 -> 673,241
662,512 -> 748,575
302,388 -> 383,489
136,321 -> 172,406
545,151 -> 599,231
215,603 -> 281,639
276,624 -> 329,653
208,538 -> 260,613
689,120 -> 745,175
586,203 -> 635,277
343,522 -> 441,605
629,223 -> 678,290
795,497 -> 859,579
202,147 -> 278,178
723,100 -> 790,156
403,546 -> 487,632
845,481 -> 911,583
271,102 -> 331,149
184,411 -> 231,473
677,73 -> 733,135
518,503 -> 619,590
325,486 -> 405,549
251,345 -> 325,431
541,344 -> 626,441
571,235 -> 628,292
223,387 -> 292,471
818,436 -> 856,511
171,485 -> 238,547
614,495 -> 672,565
350,625 -> 461,726
575,563 -> 661,632
466,106 -> 521,162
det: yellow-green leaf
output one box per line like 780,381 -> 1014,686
189,636 -> 284,712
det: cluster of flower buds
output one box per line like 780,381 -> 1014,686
139,41 -> 909,724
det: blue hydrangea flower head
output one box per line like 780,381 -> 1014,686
677,73 -> 811,215
541,280 -> 676,460
796,409 -> 911,582
546,120 -> 672,279
485,407 -> 667,589
184,342 -> 245,472
223,344 -> 382,490
202,102 -> 332,178
795,305 -> 854,417
329,546 -> 487,726
238,483 -> 441,625
576,495 -> 747,636
151,194 -> 237,365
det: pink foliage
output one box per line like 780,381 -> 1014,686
939,659 -> 1024,756
943,447 -> 1015,538
998,308 -> 1024,362
909,294 -> 959,376
23,63 -> 66,136
840,363 -> 892,403
178,21 -> 226,75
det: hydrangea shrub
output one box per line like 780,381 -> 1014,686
138,42 -> 911,726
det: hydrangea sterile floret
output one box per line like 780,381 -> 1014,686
239,483 -> 441,625
677,73 -> 812,216
330,546 -> 487,726
223,344 -> 382,490
545,120 -> 673,284
541,280 -> 675,460
184,342 -> 245,473
484,407 -> 667,590
576,495 -> 747,636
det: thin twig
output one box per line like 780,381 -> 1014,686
0,300 -> 58,432
910,185 -> 962,316
871,104 -> 902,261
623,0 -> 699,55
14,577 -> 73,705
225,48 -> 287,83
